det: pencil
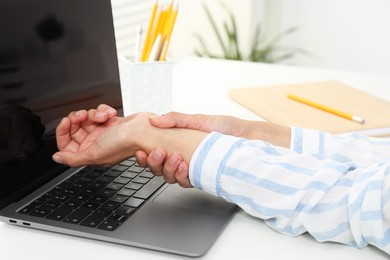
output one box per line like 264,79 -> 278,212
141,1 -> 158,62
159,3 -> 178,61
134,25 -> 143,62
287,93 -> 365,124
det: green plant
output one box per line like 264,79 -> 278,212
194,3 -> 306,63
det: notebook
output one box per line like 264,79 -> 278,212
0,0 -> 236,257
229,80 -> 390,137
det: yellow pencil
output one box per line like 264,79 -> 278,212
158,4 -> 178,61
141,1 -> 158,62
287,93 -> 365,124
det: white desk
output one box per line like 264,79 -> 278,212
1,57 -> 390,260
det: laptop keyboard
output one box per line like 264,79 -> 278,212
19,158 -> 165,231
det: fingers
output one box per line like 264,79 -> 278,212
146,148 -> 167,176
52,150 -> 90,168
82,105 -> 117,130
97,104 -> 117,118
57,105 -> 117,150
175,161 -> 192,188
162,151 -> 182,183
149,112 -> 208,134
141,148 -> 192,188
135,150 -> 148,167
149,112 -> 190,128
88,104 -> 117,123
56,117 -> 72,150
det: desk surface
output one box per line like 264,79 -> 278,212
1,57 -> 390,260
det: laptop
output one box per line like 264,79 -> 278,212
0,0 -> 236,257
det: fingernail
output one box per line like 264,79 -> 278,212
149,115 -> 163,120
169,152 -> 179,164
75,110 -> 82,117
178,163 -> 185,175
106,109 -> 116,116
52,155 -> 63,164
153,148 -> 163,159
96,111 -> 106,118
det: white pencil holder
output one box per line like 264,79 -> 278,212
118,56 -> 172,116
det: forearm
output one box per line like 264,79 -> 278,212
243,120 -> 291,148
190,132 -> 390,254
136,127 -> 208,164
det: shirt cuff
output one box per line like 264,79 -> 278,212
188,132 -> 245,197
290,127 -> 327,154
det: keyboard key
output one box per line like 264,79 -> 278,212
93,167 -> 111,173
47,207 -> 73,221
101,201 -> 121,211
40,191 -> 56,200
63,200 -> 81,209
19,205 -> 35,214
99,189 -> 116,197
127,165 -> 145,173
94,208 -> 113,217
104,170 -> 122,178
97,176 -> 115,183
113,177 -> 131,185
50,194 -> 70,203
108,213 -> 128,223
80,176 -> 95,182
139,171 -> 155,179
97,219 -> 119,231
125,182 -> 143,190
133,177 -> 165,200
61,187 -> 79,196
85,171 -> 104,179
41,201 -> 61,210
79,167 -> 92,173
132,177 -> 149,185
90,195 -> 109,204
109,195 -> 128,204
81,201 -> 100,211
121,171 -> 138,179
119,159 -> 135,167
105,183 -> 124,191
82,187 -> 100,196
111,165 -> 129,172
89,181 -> 107,190
30,198 -> 45,208
117,188 -> 135,197
123,197 -> 144,208
30,208 -> 51,217
72,193 -> 91,203
115,206 -> 135,216
63,209 -> 91,224
80,214 -> 105,228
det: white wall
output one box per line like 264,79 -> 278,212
112,0 -> 390,75
169,0 -> 265,61
264,0 -> 390,74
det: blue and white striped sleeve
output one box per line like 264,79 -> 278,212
188,128 -> 390,255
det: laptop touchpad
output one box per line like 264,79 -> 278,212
153,184 -> 234,215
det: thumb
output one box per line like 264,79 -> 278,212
52,151 -> 90,168
149,112 -> 192,129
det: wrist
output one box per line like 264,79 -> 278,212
245,121 -> 291,148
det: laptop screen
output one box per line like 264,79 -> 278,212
0,0 -> 122,209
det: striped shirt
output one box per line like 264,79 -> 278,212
188,127 -> 390,255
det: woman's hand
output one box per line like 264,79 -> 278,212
135,112 -> 291,187
53,104 -> 154,167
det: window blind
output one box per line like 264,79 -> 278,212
111,0 -> 155,56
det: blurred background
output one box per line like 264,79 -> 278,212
111,0 -> 390,75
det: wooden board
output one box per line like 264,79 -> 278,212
229,80 -> 390,135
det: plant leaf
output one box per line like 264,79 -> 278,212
203,3 -> 228,55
